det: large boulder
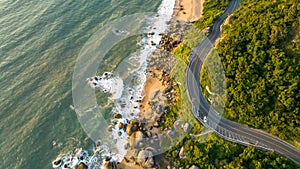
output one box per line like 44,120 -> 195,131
137,149 -> 154,168
76,163 -> 88,169
114,113 -> 122,119
173,119 -> 183,131
103,161 -> 117,169
129,131 -> 144,148
126,120 -> 139,135
117,122 -> 124,129
182,122 -> 190,132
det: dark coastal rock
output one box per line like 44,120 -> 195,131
163,86 -> 173,94
124,156 -> 130,163
117,122 -> 124,129
126,119 -> 139,135
120,102 -> 127,108
148,32 -> 155,35
106,125 -> 113,132
114,113 -> 122,119
145,131 -> 152,137
95,140 -> 102,149
76,163 -> 88,169
118,131 -> 123,136
52,159 -> 62,168
103,161 -> 117,169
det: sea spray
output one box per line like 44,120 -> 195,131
54,0 -> 175,168
106,0 -> 175,161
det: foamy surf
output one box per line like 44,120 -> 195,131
86,72 -> 123,99
53,0 -> 175,168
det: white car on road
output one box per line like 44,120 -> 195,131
203,116 -> 207,123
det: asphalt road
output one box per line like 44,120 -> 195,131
186,0 -> 300,165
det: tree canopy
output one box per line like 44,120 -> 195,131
214,0 -> 300,144
166,0 -> 300,168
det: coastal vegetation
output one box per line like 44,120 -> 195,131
194,0 -> 230,30
166,133 -> 299,169
202,0 -> 300,146
161,56 -> 196,130
160,23 -> 206,130
200,49 -> 227,113
163,0 -> 300,168
166,40 -> 299,169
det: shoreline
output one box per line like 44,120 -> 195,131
52,0 -> 204,168
119,0 -> 205,168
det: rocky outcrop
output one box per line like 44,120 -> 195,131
103,161 -> 117,169
159,35 -> 180,51
173,119 -> 183,131
76,163 -> 88,169
137,149 -> 155,168
126,119 -> 139,136
182,122 -> 190,132
179,147 -> 186,159
129,131 -> 144,148
113,113 -> 122,119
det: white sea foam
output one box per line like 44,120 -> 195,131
94,0 -> 175,162
87,72 -> 123,99
53,0 -> 175,168
108,0 -> 175,161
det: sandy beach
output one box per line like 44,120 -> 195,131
138,0 -> 205,114
118,0 -> 204,168
140,69 -> 167,116
175,0 -> 204,22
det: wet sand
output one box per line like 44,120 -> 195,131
140,69 -> 167,116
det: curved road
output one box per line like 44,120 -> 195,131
186,0 -> 300,165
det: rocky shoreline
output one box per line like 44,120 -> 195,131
52,0 -> 204,168
114,0 -> 207,167
116,11 -> 195,169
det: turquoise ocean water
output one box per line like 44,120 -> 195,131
0,0 -> 161,168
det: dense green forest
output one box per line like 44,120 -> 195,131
165,126 -> 299,169
194,0 -> 230,30
165,0 -> 300,168
214,0 -> 300,146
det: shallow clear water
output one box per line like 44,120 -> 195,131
0,0 -> 161,168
